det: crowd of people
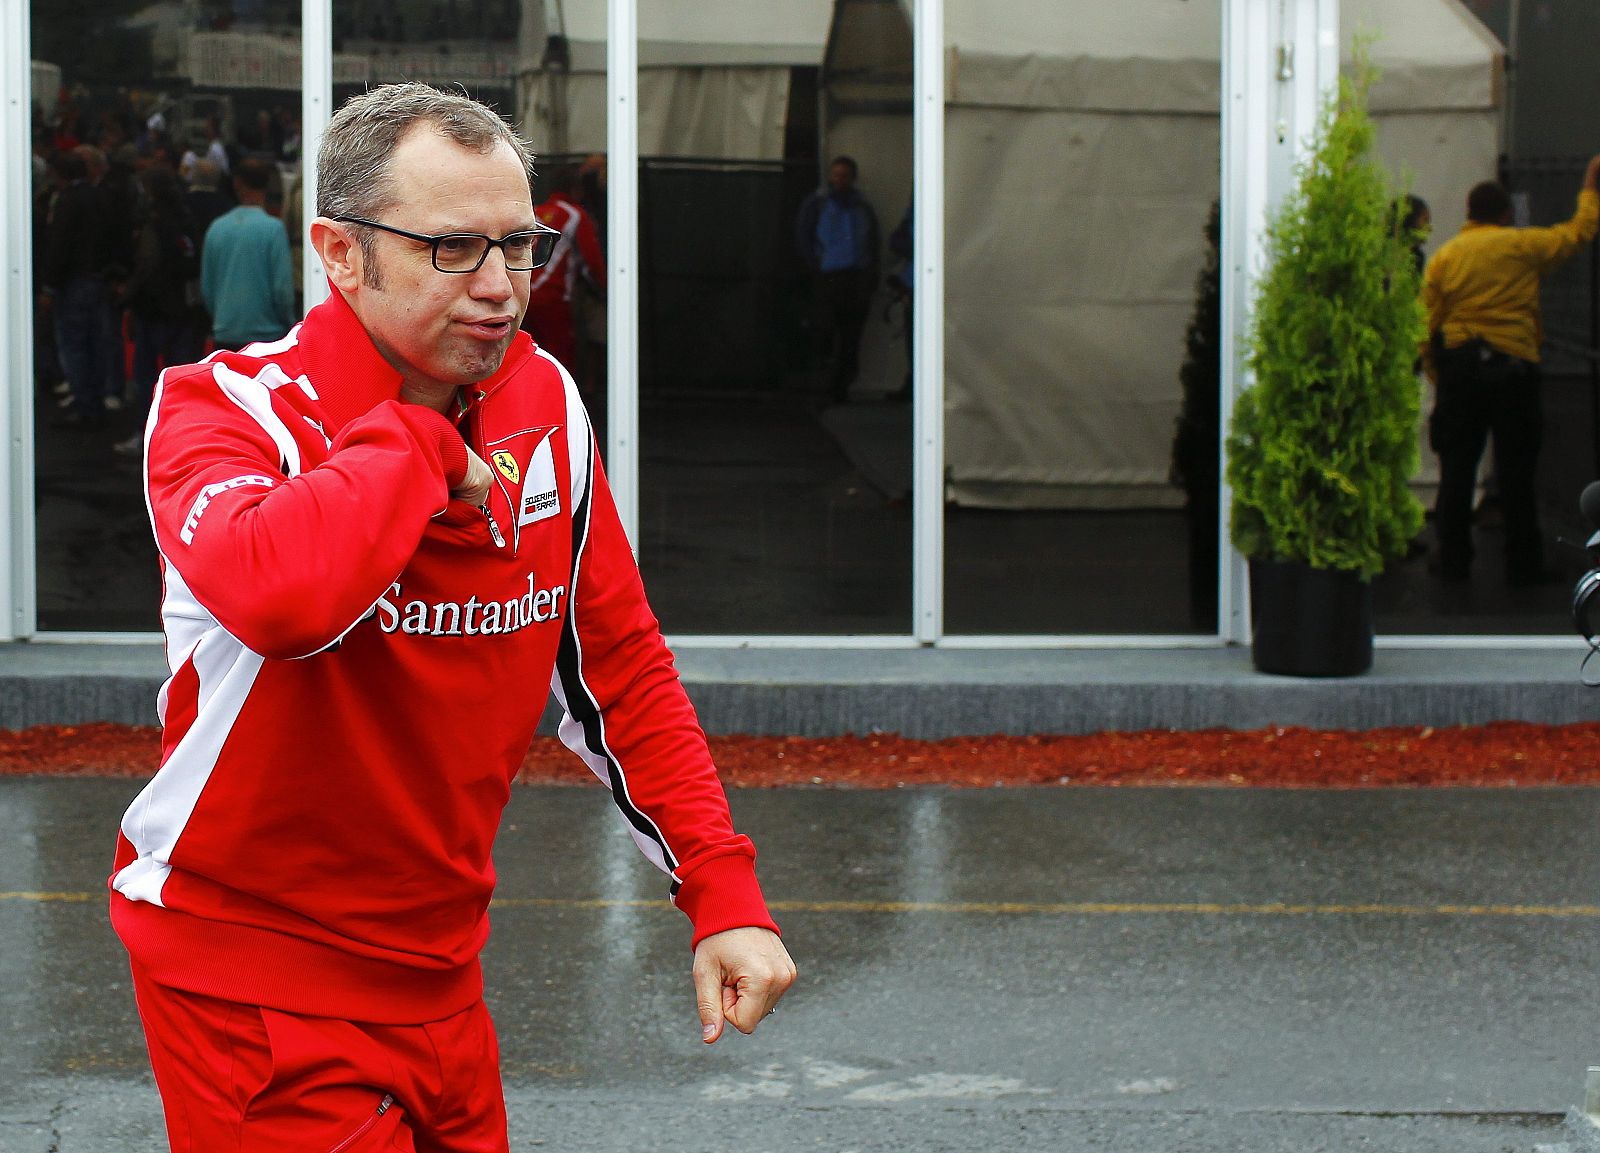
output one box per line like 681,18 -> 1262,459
31,94 -> 305,454
31,91 -> 619,453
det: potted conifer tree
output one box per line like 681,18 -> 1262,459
1225,53 -> 1426,677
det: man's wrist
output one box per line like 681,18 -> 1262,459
675,851 -> 779,949
400,404 -> 471,491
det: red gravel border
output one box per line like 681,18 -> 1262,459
3,721 -> 1599,788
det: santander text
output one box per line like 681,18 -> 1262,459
376,572 -> 566,637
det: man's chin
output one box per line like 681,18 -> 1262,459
452,338 -> 515,385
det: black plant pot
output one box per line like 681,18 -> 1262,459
1249,558 -> 1373,677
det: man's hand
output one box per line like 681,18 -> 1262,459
453,446 -> 495,507
692,927 -> 796,1043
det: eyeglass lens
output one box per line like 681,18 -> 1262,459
434,231 -> 559,273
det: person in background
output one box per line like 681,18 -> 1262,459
522,163 -> 607,372
114,166 -> 198,457
795,155 -> 879,404
572,153 -> 609,411
1423,157 -> 1600,586
885,202 -> 914,402
183,158 -> 231,241
39,149 -> 117,426
199,155 -> 295,351
182,159 -> 231,351
32,126 -> 63,398
282,166 -> 306,315
1400,194 -> 1430,277
98,142 -> 147,413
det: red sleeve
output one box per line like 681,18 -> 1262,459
551,436 -> 776,948
147,363 -> 471,659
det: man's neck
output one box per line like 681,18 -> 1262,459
398,379 -> 459,414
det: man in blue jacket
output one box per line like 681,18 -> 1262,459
201,155 -> 295,351
796,156 -> 879,404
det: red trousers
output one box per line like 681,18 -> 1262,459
131,967 -> 509,1152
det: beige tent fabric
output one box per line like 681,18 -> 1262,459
523,67 -> 792,159
942,106 -> 1218,509
941,0 -> 1498,114
516,0 -> 831,159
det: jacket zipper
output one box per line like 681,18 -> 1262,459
325,1093 -> 394,1153
481,504 -> 507,548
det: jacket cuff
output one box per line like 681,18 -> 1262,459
404,406 -> 471,491
673,851 -> 780,950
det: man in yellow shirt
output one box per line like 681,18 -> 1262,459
1423,155 -> 1600,586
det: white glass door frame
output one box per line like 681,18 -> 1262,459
606,0 -> 640,538
301,0 -> 332,313
1,0 -> 36,642
1219,0 -> 1341,644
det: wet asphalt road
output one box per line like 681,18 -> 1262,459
3,778 -> 1600,1152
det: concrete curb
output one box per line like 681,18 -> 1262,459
4,641 -> 1599,735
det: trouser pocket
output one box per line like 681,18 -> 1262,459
326,1093 -> 402,1153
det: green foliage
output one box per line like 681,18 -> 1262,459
1226,52 -> 1427,581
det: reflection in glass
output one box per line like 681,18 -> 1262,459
31,2 -> 305,630
637,2 -> 912,635
1369,1 -> 1598,635
932,2 -> 1219,635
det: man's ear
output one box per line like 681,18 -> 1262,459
310,217 -> 362,293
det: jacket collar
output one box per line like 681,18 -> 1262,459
295,286 -> 406,434
294,284 -> 535,433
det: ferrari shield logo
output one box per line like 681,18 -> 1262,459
518,430 -> 562,527
492,451 -> 521,484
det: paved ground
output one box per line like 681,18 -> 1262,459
4,778 -> 1600,1152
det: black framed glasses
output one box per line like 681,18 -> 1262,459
332,216 -> 561,273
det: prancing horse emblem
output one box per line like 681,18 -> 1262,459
492,451 -> 520,484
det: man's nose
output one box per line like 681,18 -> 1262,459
469,247 -> 517,299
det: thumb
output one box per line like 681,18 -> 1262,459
693,961 -> 725,1044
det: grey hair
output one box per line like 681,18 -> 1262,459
318,83 -> 536,282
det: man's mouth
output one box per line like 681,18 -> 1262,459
461,317 -> 515,340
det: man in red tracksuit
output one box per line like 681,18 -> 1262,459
111,83 -> 794,1153
521,165 -> 606,370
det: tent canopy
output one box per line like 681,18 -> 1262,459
940,0 -> 1499,113
546,0 -> 833,70
520,0 -> 832,158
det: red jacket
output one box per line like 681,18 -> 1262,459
528,191 -> 606,308
110,289 -> 775,1023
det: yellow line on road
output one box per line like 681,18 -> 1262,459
7,892 -> 1600,919
489,897 -> 1600,918
771,899 -> 1600,918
